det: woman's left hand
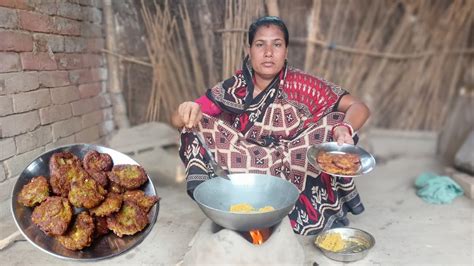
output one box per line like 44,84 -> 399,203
333,126 -> 354,146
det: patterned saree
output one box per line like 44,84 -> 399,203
179,57 -> 364,235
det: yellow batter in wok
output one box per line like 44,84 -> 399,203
229,203 -> 274,213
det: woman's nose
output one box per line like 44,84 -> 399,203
264,47 -> 273,57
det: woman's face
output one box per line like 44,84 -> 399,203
249,24 -> 288,80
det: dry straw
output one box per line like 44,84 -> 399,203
286,0 -> 473,130
141,0 -> 262,123
138,0 -> 472,130
141,0 -> 202,122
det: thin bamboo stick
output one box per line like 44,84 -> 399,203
293,40 -> 474,59
101,49 -> 152,67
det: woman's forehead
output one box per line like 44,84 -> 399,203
253,24 -> 285,41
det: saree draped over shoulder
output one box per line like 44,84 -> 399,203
179,58 -> 364,235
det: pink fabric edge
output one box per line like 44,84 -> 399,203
195,95 -> 222,116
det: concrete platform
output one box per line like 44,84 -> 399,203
0,128 -> 472,265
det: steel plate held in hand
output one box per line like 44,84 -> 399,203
306,142 -> 376,177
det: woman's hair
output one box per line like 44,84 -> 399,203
248,16 -> 289,47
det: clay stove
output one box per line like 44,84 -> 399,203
181,217 -> 305,265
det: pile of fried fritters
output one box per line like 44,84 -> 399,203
17,150 -> 159,251
316,151 -> 361,175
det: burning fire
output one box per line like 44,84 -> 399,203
248,228 -> 272,245
249,230 -> 264,245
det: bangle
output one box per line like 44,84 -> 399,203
331,122 -> 354,138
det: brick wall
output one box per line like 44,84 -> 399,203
0,0 -> 115,189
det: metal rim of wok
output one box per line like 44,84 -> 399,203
193,173 -> 300,231
10,143 -> 159,261
306,142 -> 376,178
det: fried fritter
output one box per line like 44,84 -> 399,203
332,167 -> 359,175
321,163 -> 355,175
92,216 -> 109,238
50,164 -> 89,197
123,190 -> 159,213
89,192 -> 123,217
83,150 -> 113,172
333,153 -> 359,167
49,152 -> 81,173
333,160 -> 360,172
68,177 -> 107,209
316,151 -> 361,175
108,180 -> 124,194
56,212 -> 94,250
87,170 -> 109,187
18,176 -> 49,207
107,202 -> 149,237
31,196 -> 72,236
320,163 -> 337,173
108,165 -> 148,190
316,151 -> 333,164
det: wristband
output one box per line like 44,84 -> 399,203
331,122 -> 354,138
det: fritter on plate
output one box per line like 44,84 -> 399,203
87,170 -> 109,187
17,176 -> 49,207
49,152 -> 81,173
83,150 -> 113,172
316,151 -> 361,175
68,177 -> 107,209
123,190 -> 159,213
316,151 -> 333,164
108,180 -> 124,194
332,163 -> 360,175
108,165 -> 148,190
322,163 -> 358,175
31,196 -> 72,236
92,216 -> 109,238
56,212 -> 95,250
89,192 -> 123,217
107,202 -> 149,237
333,154 -> 360,169
50,164 -> 89,197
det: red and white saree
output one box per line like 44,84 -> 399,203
179,57 -> 364,235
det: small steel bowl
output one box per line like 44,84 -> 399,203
314,227 -> 375,262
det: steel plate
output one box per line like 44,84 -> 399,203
306,142 -> 376,177
10,143 -> 159,261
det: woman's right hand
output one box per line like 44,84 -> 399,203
177,101 -> 203,128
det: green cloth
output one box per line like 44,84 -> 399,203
415,172 -> 464,204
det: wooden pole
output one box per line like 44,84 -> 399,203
198,0 -> 218,86
265,0 -> 279,17
103,0 -> 130,128
316,0 -> 341,77
304,0 -> 321,72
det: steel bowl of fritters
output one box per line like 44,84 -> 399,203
11,143 -> 159,261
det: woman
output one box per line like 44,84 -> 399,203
171,16 -> 370,235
